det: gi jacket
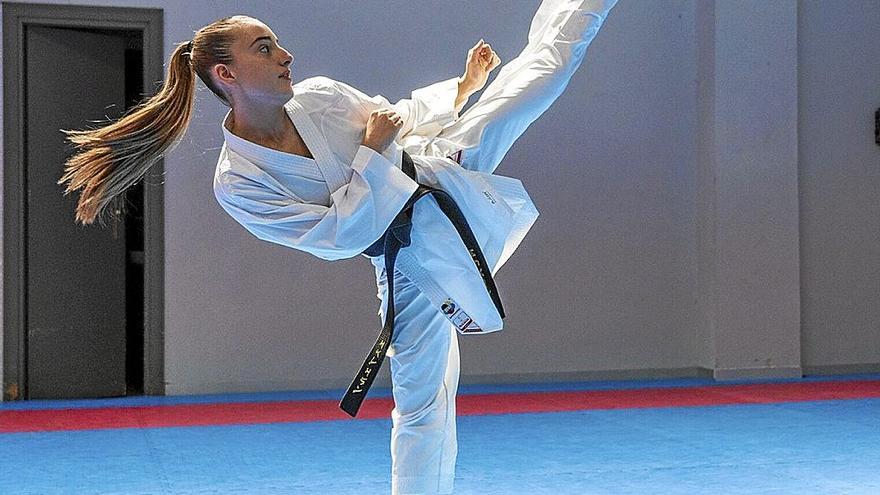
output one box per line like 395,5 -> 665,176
213,76 -> 538,333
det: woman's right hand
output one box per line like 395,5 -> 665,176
362,108 -> 404,154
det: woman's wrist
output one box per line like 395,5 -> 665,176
457,76 -> 480,96
455,76 -> 479,112
361,141 -> 385,154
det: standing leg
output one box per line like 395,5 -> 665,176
429,0 -> 618,174
374,263 -> 460,495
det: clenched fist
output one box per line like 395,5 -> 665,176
362,108 -> 404,154
461,39 -> 501,94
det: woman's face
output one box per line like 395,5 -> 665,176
218,19 -> 295,106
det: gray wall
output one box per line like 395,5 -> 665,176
1,0 -> 877,397
798,1 -> 880,371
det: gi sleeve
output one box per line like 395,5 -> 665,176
214,146 -> 418,261
332,77 -> 460,142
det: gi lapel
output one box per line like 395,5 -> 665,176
284,99 -> 350,193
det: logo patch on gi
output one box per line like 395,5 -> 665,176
447,149 -> 464,165
441,297 -> 474,332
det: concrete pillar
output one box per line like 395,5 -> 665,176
697,0 -> 802,379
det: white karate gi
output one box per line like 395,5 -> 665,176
212,1 -> 617,493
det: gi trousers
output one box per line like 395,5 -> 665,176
373,265 -> 459,495
429,0 -> 619,175
374,1 -> 618,493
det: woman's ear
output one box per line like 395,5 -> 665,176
213,64 -> 235,85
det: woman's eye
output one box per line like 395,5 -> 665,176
260,45 -> 270,53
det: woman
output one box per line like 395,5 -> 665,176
59,1 -> 618,493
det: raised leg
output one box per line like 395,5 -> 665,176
374,264 -> 460,495
429,0 -> 618,174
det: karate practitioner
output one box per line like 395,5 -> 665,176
58,1 -> 618,493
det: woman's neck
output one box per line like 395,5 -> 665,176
226,103 -> 292,146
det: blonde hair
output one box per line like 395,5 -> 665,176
58,15 -> 252,225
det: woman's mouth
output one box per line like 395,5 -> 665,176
280,69 -> 291,80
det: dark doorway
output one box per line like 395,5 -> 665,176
25,25 -> 136,399
3,5 -> 165,401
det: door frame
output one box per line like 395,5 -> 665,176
2,3 -> 165,399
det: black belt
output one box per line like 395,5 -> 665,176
339,150 -> 505,417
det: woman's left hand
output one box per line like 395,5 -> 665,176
460,39 -> 501,93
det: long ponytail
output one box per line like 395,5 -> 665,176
59,15 -> 249,225
59,41 -> 196,225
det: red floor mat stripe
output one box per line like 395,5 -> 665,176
2,380 -> 879,433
